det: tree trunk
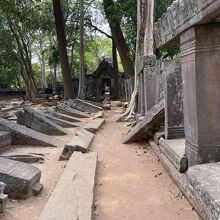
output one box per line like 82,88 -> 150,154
117,0 -> 155,121
78,0 -> 85,99
52,0 -> 74,100
103,0 -> 135,77
112,40 -> 119,98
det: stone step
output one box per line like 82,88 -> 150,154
0,157 -> 42,199
0,118 -> 61,147
148,139 -> 208,220
40,113 -> 79,128
46,109 -> 82,123
186,163 -> 220,220
66,99 -> 102,113
39,152 -> 97,220
159,138 -> 188,173
122,100 -> 165,143
60,128 -> 95,160
17,108 -> 67,136
57,104 -> 89,118
0,131 -> 12,150
84,118 -> 105,134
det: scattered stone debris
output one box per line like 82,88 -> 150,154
60,128 -> 95,160
16,107 -> 68,136
84,118 -> 105,134
0,157 -> 42,199
0,182 -> 8,213
0,118 -> 61,147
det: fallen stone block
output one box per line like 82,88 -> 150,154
47,109 -> 82,123
32,182 -> 43,196
57,104 -> 89,118
17,108 -> 67,136
66,99 -> 102,113
2,153 -> 45,163
60,128 -> 95,160
84,118 -> 105,134
39,152 -> 97,220
93,111 -> 104,119
0,194 -> 8,213
0,118 -> 61,147
0,157 -> 42,199
40,113 -> 79,128
0,131 -> 12,149
122,100 -> 165,143
159,138 -> 188,173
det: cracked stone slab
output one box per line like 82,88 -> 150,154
0,157 -> 42,199
0,118 -> 61,147
60,128 -> 95,160
66,99 -> 102,113
84,118 -> 105,134
17,108 -> 67,136
122,100 -> 165,143
40,112 -> 79,128
39,152 -> 97,220
159,138 -> 188,173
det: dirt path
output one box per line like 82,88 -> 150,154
91,105 -> 200,220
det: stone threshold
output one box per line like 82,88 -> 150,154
149,139 -> 220,220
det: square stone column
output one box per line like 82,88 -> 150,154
164,59 -> 184,140
180,24 -> 220,166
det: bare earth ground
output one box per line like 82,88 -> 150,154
91,103 -> 200,220
0,100 -> 200,220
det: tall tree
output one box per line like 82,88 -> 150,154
103,0 -> 135,77
52,0 -> 74,99
78,0 -> 85,99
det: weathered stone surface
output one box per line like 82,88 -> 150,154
0,118 -> 61,147
2,153 -> 44,163
181,24 -> 220,166
149,140 -> 209,220
122,100 -> 165,143
60,128 -> 95,160
154,0 -> 220,48
186,163 -> 220,220
0,157 -> 41,199
84,118 -> 105,134
164,59 -> 184,139
93,111 -> 104,119
66,99 -> 102,113
153,131 -> 165,144
159,138 -> 188,173
0,131 -> 11,149
0,194 -> 8,213
46,109 -> 82,123
56,105 -> 89,118
17,108 -> 67,136
39,152 -> 97,220
40,113 -> 79,128
32,182 -> 43,196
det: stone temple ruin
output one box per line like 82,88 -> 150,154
1,1 -> 220,220
122,1 -> 220,219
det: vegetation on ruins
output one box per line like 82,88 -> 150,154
0,0 -> 174,100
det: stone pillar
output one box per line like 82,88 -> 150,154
164,59 -> 184,140
143,55 -> 158,111
140,72 -> 145,116
180,24 -> 220,166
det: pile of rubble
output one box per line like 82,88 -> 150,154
0,98 -> 105,220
